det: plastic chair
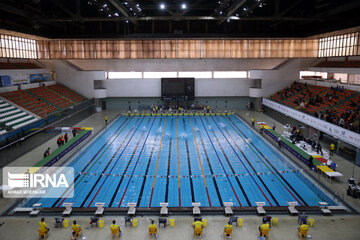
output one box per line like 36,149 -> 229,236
194,228 -> 203,238
149,227 -> 158,239
261,229 -> 269,240
37,229 -> 47,239
54,217 -> 64,228
111,228 -> 120,239
223,229 -> 232,239
298,228 -> 308,240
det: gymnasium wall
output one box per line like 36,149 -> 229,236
55,61 -> 105,98
103,78 -> 254,97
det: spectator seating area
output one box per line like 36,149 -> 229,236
0,84 -> 85,118
314,60 -> 360,68
270,82 -> 360,133
0,98 -> 37,134
47,84 -> 86,102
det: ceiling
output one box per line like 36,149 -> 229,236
0,0 -> 359,39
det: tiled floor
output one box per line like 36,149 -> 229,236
0,109 -> 359,240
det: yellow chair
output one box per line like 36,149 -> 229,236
110,226 -> 120,239
307,218 -> 314,227
38,229 -> 47,239
261,229 -> 269,240
223,229 -> 232,239
272,217 -> 278,226
149,227 -> 157,239
194,227 -> 203,238
72,225 -> 82,238
298,224 -> 309,240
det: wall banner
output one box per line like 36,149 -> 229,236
262,98 -> 360,148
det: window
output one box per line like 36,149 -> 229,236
213,71 -> 247,78
299,71 -> 328,79
108,72 -> 142,79
178,71 -> 212,78
143,72 -> 177,78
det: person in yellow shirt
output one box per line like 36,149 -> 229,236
105,115 -> 108,126
330,143 -> 335,155
259,220 -> 270,239
110,220 -> 121,239
224,221 -> 233,238
298,224 -> 309,240
72,220 -> 82,237
192,220 -> 204,237
39,218 -> 49,236
251,116 -> 255,127
148,220 -> 157,239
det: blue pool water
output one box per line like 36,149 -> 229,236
25,115 -> 336,208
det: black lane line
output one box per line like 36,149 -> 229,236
164,118 -> 174,203
210,116 -> 279,206
108,118 -> 153,207
116,116 -> 158,207
192,118 -> 223,207
80,117 -> 148,207
52,117 -> 132,207
201,116 -> 251,206
183,117 -> 195,203
164,138 -> 172,203
225,116 -> 308,206
137,118 -> 163,207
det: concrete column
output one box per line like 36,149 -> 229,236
356,147 -> 360,167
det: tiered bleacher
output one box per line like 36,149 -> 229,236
270,82 -> 360,133
314,60 -> 360,68
48,84 -> 86,102
0,90 -> 56,118
0,98 -> 37,133
26,87 -> 73,108
0,62 -> 41,69
0,84 -> 85,118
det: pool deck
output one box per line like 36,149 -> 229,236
0,109 -> 360,239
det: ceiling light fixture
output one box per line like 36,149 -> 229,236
160,3 -> 165,10
181,3 -> 187,9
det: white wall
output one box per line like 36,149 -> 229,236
103,78 -> 254,97
250,58 -> 316,97
55,61 -> 105,98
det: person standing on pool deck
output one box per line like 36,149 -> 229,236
251,116 -> 255,127
105,115 -> 108,126
316,142 -> 323,155
330,143 -> 335,155
277,136 -> 282,148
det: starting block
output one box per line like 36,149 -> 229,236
224,202 -> 233,216
319,202 -> 332,215
30,203 -> 42,216
127,202 -> 136,216
62,202 -> 73,216
192,202 -> 201,216
160,202 -> 168,216
95,202 -> 105,216
287,201 -> 299,216
255,202 -> 266,216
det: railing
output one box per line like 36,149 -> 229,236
0,99 -> 95,167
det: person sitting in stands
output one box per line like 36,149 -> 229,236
72,221 -> 82,238
298,223 -> 309,240
224,221 -> 233,238
110,220 -> 121,239
149,220 -> 157,239
192,219 -> 204,237
259,219 -> 270,239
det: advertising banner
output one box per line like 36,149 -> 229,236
263,98 -> 360,148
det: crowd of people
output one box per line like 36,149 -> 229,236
271,82 -> 360,133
